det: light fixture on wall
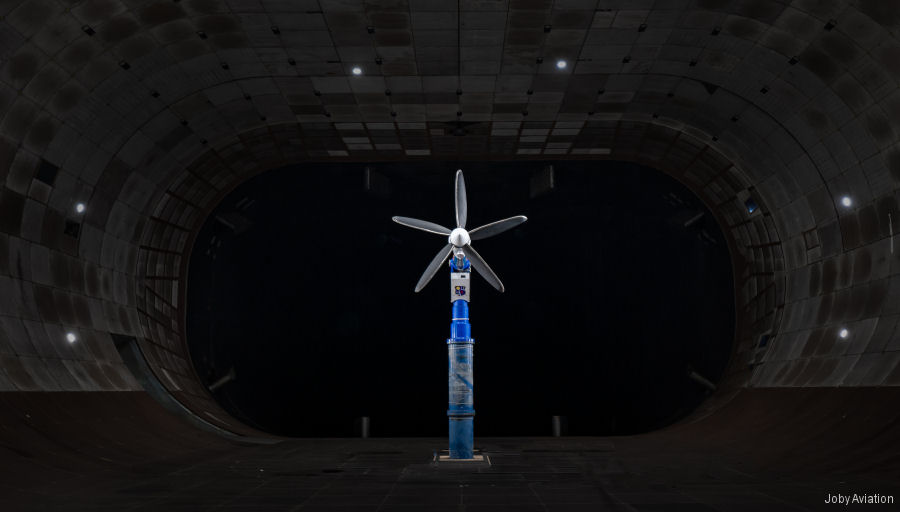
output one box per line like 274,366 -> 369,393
841,196 -> 852,207
75,202 -> 86,214
839,328 -> 849,339
745,197 -> 758,214
66,332 -> 77,343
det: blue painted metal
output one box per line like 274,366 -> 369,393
450,300 -> 471,340
453,255 -> 471,271
447,257 -> 474,459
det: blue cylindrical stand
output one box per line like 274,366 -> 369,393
448,264 -> 474,459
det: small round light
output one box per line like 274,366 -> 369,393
841,196 -> 852,207
839,328 -> 849,339
66,332 -> 77,343
351,66 -> 362,75
556,60 -> 567,69
75,202 -> 86,214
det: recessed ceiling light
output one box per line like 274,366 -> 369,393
841,196 -> 852,207
745,198 -> 758,214
66,332 -> 77,343
839,328 -> 849,339
556,60 -> 567,69
351,66 -> 362,75
75,202 -> 86,214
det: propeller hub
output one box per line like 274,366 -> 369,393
449,228 -> 471,248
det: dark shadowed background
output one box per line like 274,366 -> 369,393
186,161 -> 735,437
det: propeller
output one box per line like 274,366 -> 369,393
469,215 -> 527,241
455,170 -> 467,229
463,244 -> 504,293
392,169 -> 527,293
415,244 -> 453,293
392,217 -> 451,236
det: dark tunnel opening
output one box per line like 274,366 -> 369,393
185,162 -> 735,437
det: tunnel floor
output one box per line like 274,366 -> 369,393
8,436 -> 894,512
1,388 -> 899,511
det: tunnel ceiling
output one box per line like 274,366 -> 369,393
1,0 -> 900,435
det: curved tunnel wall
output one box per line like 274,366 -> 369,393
0,0 -> 899,435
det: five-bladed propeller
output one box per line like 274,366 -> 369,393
392,170 -> 527,293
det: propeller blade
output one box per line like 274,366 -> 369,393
465,244 -> 504,293
392,216 -> 452,236
455,169 -> 467,228
415,244 -> 454,292
469,215 -> 528,241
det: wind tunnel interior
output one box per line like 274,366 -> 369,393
185,162 -> 735,438
3,0 -> 900,508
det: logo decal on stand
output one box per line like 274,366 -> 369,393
454,285 -> 467,296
